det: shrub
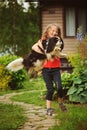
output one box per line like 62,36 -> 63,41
0,65 -> 11,90
67,54 -> 87,103
61,72 -> 73,90
0,55 -> 27,90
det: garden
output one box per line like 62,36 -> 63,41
0,51 -> 87,130
0,1 -> 87,130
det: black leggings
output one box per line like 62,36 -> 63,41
42,68 -> 63,100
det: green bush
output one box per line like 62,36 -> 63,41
0,55 -> 27,90
0,65 -> 11,90
67,54 -> 87,103
61,72 -> 72,90
9,69 -> 27,90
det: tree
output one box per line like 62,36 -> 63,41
0,0 -> 40,56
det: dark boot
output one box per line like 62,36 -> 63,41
46,108 -> 55,116
58,98 -> 68,112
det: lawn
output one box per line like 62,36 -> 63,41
0,103 -> 26,130
0,76 -> 87,130
11,90 -> 87,130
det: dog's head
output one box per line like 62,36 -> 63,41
42,36 -> 64,59
42,36 -> 64,53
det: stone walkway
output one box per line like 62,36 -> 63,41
0,92 -> 59,130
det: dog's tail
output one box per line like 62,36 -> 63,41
6,58 -> 24,72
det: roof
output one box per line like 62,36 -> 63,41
25,0 -> 86,7
25,0 -> 38,2
25,0 -> 82,2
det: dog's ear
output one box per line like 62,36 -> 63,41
42,40 -> 48,50
58,27 -> 61,37
42,37 -> 64,53
60,38 -> 64,51
46,37 -> 58,53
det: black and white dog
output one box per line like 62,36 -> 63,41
6,36 -> 67,78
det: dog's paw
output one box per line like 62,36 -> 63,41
60,53 -> 67,58
46,53 -> 52,60
33,60 -> 43,67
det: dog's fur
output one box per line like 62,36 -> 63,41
6,36 -> 67,78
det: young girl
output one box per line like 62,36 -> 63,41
32,23 -> 68,116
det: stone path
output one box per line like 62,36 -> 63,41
0,92 -> 59,130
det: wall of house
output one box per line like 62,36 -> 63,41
41,6 -> 78,55
41,6 -> 63,35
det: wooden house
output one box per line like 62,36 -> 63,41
26,0 -> 87,72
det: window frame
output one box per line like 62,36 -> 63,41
64,7 -> 87,38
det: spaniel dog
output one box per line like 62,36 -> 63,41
6,36 -> 67,78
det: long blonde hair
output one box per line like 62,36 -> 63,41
41,23 -> 61,40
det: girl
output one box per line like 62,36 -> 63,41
42,23 -> 68,115
32,23 -> 68,116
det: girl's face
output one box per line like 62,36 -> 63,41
47,25 -> 58,38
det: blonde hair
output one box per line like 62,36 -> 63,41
41,23 -> 61,40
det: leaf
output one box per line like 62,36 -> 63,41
79,96 -> 87,103
73,78 -> 82,85
85,83 -> 87,89
76,87 -> 83,94
69,94 -> 80,102
69,93 -> 87,103
67,86 -> 77,95
82,69 -> 87,76
80,91 -> 87,97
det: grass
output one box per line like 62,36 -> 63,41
11,91 -> 87,130
23,76 -> 46,90
0,76 -> 87,130
0,90 -> 14,96
0,103 -> 26,130
51,104 -> 87,130
0,76 -> 46,95
11,91 -> 46,106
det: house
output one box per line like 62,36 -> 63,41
26,0 -> 87,72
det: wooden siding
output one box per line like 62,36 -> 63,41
41,7 -> 63,35
62,38 -> 78,54
41,6 -> 78,54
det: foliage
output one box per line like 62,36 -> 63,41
76,26 -> 87,59
78,40 -> 87,59
84,33 -> 87,41
68,53 -> 83,76
76,26 -> 83,41
0,103 -> 26,130
61,72 -> 72,90
76,26 -> 87,41
9,69 -> 27,90
0,0 -> 40,56
67,54 -> 87,103
0,55 -> 27,90
0,65 -> 11,90
0,54 -> 18,65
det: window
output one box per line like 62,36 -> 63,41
65,7 -> 87,37
78,9 -> 86,34
66,8 -> 75,36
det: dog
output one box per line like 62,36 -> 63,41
6,36 -> 67,78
